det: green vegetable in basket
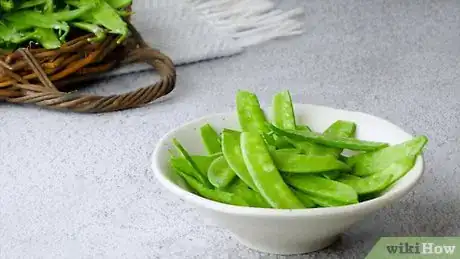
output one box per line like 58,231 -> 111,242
0,0 -> 131,49
71,21 -> 106,42
24,28 -> 62,49
0,0 -> 14,12
106,0 -> 132,9
67,0 -> 129,43
5,10 -> 70,40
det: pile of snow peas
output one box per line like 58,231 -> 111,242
169,90 -> 428,209
0,0 -> 132,50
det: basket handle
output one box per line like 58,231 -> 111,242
4,46 -> 176,113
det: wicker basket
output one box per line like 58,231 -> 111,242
0,7 -> 176,113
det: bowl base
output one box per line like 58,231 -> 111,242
233,234 -> 339,255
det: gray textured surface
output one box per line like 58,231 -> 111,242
1,0 -> 460,258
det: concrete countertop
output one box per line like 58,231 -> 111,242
1,0 -> 459,258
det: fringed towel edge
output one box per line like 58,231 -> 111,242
186,0 -> 305,48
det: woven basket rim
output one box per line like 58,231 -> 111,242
0,13 -> 178,113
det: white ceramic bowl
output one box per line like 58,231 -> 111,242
151,103 -> 424,255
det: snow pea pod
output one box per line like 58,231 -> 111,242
296,124 -> 312,132
5,10 -> 70,40
175,170 -> 248,207
106,0 -> 132,9
71,22 -> 106,42
347,135 -> 427,176
170,155 -> 218,180
236,90 -> 271,134
51,5 -> 95,21
290,140 -> 321,155
307,194 -> 347,207
322,171 -> 342,180
172,139 -> 213,188
271,90 -> 299,149
240,132 -> 304,209
367,157 -> 417,188
292,120 -> 356,179
272,90 -> 296,130
337,174 -> 393,195
273,135 -> 295,149
272,148 -> 301,154
18,0 -> 46,9
291,189 -> 316,208
284,174 -> 358,204
0,24 -> 27,44
225,179 -> 270,208
0,0 -> 13,12
207,156 -> 237,189
269,124 -> 388,151
290,121 -> 355,156
221,129 -> 256,190
200,123 -> 221,155
25,28 -> 61,49
271,150 -> 351,173
70,0 -> 128,43
320,120 -> 356,156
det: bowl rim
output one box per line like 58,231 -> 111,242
151,103 -> 425,218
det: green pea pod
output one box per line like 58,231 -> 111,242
225,179 -> 270,208
271,150 -> 351,173
284,174 -> 358,204
291,189 -> 316,208
0,0 -> 13,12
0,24 -> 26,44
322,171 -> 342,180
106,0 -> 132,9
272,90 -> 297,130
200,123 -> 222,155
269,124 -> 388,151
368,156 -> 417,188
236,90 -> 270,134
169,155 -> 218,180
273,148 -> 301,154
307,194 -> 348,207
18,0 -> 47,9
290,121 -> 355,156
207,156 -> 237,189
347,135 -> 427,176
71,0 -> 128,43
271,90 -> 299,149
175,170 -> 249,207
290,140 -> 318,155
273,135 -> 295,149
25,28 -> 61,49
51,5 -> 95,21
3,27 -> 61,49
221,129 -> 257,190
172,139 -> 212,188
321,120 -> 357,156
71,22 -> 106,42
337,174 -> 394,195
5,10 -> 70,40
296,124 -> 312,132
44,0 -> 54,13
310,120 -> 356,179
240,131 -> 304,209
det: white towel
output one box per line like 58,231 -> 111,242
107,0 -> 305,76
